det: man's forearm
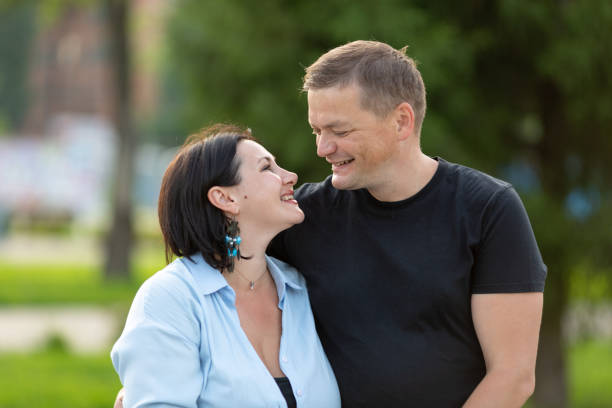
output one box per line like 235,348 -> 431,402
463,368 -> 535,408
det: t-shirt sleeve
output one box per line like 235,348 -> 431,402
471,186 -> 547,293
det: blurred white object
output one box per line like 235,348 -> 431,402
0,114 -> 115,224
0,113 -> 176,230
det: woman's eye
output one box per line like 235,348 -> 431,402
261,165 -> 271,171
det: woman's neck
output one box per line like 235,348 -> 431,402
223,219 -> 282,292
225,253 -> 272,292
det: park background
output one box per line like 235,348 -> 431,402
0,0 -> 610,407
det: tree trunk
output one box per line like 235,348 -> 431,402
104,0 -> 134,279
531,80 -> 571,407
532,264 -> 569,408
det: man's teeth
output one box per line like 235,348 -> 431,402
281,195 -> 294,201
335,159 -> 352,166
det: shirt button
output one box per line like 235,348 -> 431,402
296,389 -> 303,397
281,356 -> 288,363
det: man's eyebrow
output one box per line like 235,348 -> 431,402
312,120 -> 349,129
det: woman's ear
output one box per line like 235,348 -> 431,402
207,186 -> 240,215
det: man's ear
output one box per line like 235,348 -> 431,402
207,186 -> 239,215
394,102 -> 415,140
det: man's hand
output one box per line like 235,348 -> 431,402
464,292 -> 543,408
113,388 -> 125,408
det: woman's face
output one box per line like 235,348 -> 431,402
232,140 -> 304,231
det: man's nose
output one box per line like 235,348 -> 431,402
316,133 -> 335,158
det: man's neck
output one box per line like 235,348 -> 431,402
367,151 -> 438,202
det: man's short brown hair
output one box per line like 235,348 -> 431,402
303,40 -> 427,132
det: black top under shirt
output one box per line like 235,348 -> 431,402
274,377 -> 297,408
268,158 -> 547,407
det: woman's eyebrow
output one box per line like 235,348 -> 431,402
257,156 -> 275,164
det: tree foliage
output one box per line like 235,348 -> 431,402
0,2 -> 35,132
165,0 -> 485,182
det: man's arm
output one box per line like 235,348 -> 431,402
463,292 -> 543,408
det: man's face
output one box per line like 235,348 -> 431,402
308,84 -> 398,192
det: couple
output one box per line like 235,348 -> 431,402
111,41 -> 547,407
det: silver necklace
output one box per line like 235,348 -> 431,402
236,267 -> 268,290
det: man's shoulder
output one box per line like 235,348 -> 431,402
294,175 -> 346,207
440,158 -> 512,201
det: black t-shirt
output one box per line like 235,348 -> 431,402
269,158 -> 547,407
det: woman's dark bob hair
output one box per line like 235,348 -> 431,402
158,123 -> 255,270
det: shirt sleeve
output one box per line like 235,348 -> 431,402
471,186 -> 547,293
111,275 -> 205,407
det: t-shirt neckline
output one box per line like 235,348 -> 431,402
358,157 -> 448,209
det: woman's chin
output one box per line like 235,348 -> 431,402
275,212 -> 305,233
292,209 -> 305,225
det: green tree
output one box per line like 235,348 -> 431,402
0,2 -> 36,132
103,0 -> 136,280
166,0 -> 479,182
423,2 -> 612,405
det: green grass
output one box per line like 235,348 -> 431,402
0,340 -> 609,407
0,350 -> 121,408
569,339 -> 612,407
0,250 -> 166,305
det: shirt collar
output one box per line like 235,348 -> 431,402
266,255 -> 305,307
179,253 -> 305,297
180,253 -> 229,295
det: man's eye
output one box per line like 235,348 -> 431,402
333,130 -> 348,136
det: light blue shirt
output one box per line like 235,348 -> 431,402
111,254 -> 340,408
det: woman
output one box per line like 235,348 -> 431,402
111,124 -> 340,407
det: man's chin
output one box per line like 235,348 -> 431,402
331,175 -> 358,191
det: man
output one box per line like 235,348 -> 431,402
268,41 -> 546,407
115,40 -> 545,407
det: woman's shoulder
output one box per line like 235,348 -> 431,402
140,258 -> 195,294
130,258 -> 204,320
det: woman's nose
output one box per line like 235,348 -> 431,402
283,169 -> 298,186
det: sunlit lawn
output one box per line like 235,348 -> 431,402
0,246 -> 162,406
569,340 -> 612,407
0,245 -> 166,305
0,340 -> 609,408
0,350 -> 121,408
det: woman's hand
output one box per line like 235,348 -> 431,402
113,388 -> 125,408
